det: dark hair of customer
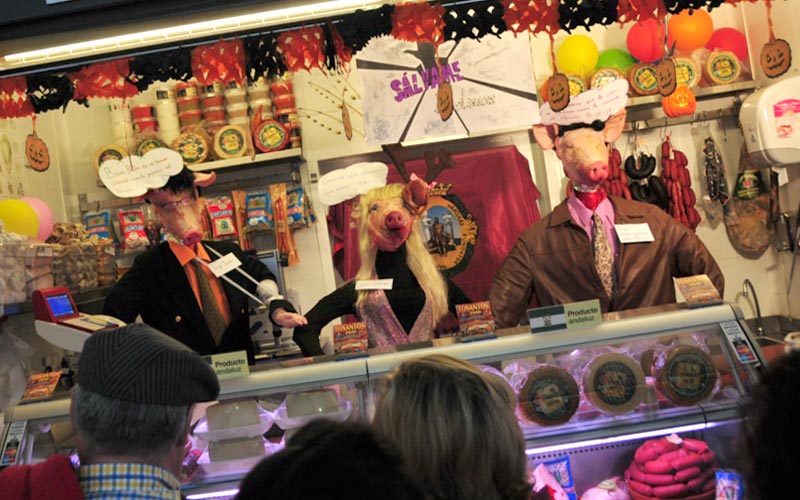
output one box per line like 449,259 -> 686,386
235,419 -> 425,500
159,167 -> 196,195
745,350 -> 800,500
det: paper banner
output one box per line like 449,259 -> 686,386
317,162 -> 388,205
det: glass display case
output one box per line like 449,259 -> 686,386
1,302 -> 764,498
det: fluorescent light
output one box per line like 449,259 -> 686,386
0,0 -> 385,71
185,488 -> 239,500
525,420 -> 726,456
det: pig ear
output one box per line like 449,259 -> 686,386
193,171 -> 216,188
403,178 -> 428,214
532,124 -> 558,151
603,110 -> 627,144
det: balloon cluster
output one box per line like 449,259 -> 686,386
0,197 -> 54,241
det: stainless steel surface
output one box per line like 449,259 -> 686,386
742,279 -> 764,337
746,315 -> 800,344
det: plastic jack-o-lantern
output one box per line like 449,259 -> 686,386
25,132 -> 50,172
437,82 -> 454,121
662,85 -> 697,117
545,73 -> 570,112
761,38 -> 792,78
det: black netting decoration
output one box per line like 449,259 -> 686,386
128,48 -> 192,91
336,4 -> 394,53
244,34 -> 286,83
26,72 -> 81,114
559,0 -> 618,33
322,22 -> 338,71
444,0 -> 506,41
664,0 -> 714,13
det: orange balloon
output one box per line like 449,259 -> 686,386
668,9 -> 714,51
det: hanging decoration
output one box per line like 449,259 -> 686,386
391,2 -> 446,46
759,0 -> 792,79
244,34 -> 286,82
322,22 -> 353,72
25,117 -> 51,172
501,0 -> 561,36
26,73 -> 75,113
69,60 -> 139,101
444,1 -> 506,41
559,0 -> 618,33
616,0 -> 667,24
0,76 -> 35,118
277,27 -> 327,73
336,4 -> 394,53
192,38 -> 246,86
128,49 -> 192,91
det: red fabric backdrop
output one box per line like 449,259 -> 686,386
328,145 -> 541,302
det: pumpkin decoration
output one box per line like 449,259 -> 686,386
761,38 -> 792,78
25,132 -> 50,172
437,82 -> 454,121
662,85 -> 696,118
545,73 -> 570,111
656,58 -> 677,97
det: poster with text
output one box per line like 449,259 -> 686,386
356,32 -> 540,145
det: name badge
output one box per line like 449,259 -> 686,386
208,253 -> 243,277
355,279 -> 394,290
615,223 -> 654,243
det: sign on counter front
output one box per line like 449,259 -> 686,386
203,350 -> 250,380
528,299 -> 602,334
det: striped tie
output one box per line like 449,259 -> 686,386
193,260 -> 226,346
592,213 -> 617,303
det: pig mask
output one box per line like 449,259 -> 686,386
146,170 -> 216,250
533,110 -> 626,192
360,178 -> 428,252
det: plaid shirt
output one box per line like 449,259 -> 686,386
78,463 -> 182,500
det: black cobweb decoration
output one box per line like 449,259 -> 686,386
128,48 -> 192,91
336,4 -> 394,53
444,0 -> 506,41
559,0 -> 618,33
244,34 -> 286,83
26,72 -> 81,114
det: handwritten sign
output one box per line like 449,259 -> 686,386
539,79 -> 629,126
317,162 -> 388,205
99,148 -> 184,198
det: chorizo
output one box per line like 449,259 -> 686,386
628,480 -> 654,497
654,483 -> 689,498
671,453 -> 703,471
674,465 -> 703,482
644,459 -> 674,474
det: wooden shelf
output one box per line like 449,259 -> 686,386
187,148 -> 302,172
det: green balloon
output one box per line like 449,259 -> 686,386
596,49 -> 635,72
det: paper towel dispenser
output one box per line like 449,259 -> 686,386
739,74 -> 800,167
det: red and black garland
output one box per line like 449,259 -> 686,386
69,59 -> 139,101
26,73 -> 76,113
244,34 -> 286,82
559,0 -> 618,32
277,26 -> 327,73
191,38 -> 246,86
444,0 -> 506,41
128,49 -> 192,91
0,76 -> 35,118
335,4 -> 394,53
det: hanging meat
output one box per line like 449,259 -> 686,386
604,144 -> 632,199
661,136 -> 701,231
699,135 -> 729,229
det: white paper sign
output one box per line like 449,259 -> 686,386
318,162 -> 389,205
539,79 -> 629,126
615,223 -> 655,243
98,148 -> 184,198
355,279 -> 394,290
207,253 -> 243,278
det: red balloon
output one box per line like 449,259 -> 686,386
627,18 -> 665,63
706,27 -> 748,61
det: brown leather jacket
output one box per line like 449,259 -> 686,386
489,196 -> 724,327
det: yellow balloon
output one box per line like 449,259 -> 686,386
557,34 -> 599,78
0,199 -> 40,237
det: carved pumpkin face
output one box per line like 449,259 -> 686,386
662,85 -> 696,117
437,82 -> 454,121
26,132 -> 50,172
546,73 -> 570,111
657,59 -> 677,97
761,39 -> 792,78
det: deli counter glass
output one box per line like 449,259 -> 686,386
0,303 -> 764,498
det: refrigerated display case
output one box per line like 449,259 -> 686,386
0,302 -> 764,498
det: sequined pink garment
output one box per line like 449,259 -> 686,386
356,289 -> 433,348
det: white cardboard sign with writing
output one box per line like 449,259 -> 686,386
99,148 -> 184,198
317,162 -> 388,206
539,79 -> 629,126
208,253 -> 243,278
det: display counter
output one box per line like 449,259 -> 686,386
1,302 -> 763,498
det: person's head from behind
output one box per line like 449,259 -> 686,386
745,350 -> 800,500
144,168 -> 215,248
373,354 -> 531,500
235,419 -> 424,500
72,323 -> 220,477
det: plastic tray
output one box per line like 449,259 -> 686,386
273,398 -> 352,430
193,410 -> 274,442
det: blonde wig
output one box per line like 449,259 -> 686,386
353,183 -> 448,325
373,354 -> 531,500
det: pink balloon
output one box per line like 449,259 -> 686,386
21,196 -> 54,242
627,18 -> 665,63
706,27 -> 748,62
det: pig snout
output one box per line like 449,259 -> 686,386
585,161 -> 609,183
385,211 -> 406,229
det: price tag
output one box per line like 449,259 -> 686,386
355,279 -> 394,290
1,420 -> 27,466
615,223 -> 655,243
207,253 -> 243,277
720,320 -> 761,366
104,245 -> 116,256
202,350 -> 250,380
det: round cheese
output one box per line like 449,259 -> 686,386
589,68 -> 623,89
655,345 -> 718,406
583,353 -> 646,415
254,119 -> 289,153
213,125 -> 248,159
519,366 -> 579,426
629,63 -> 659,96
705,50 -> 741,85
674,57 -> 701,89
171,132 -> 209,165
566,74 -> 586,96
94,144 -> 126,172
135,137 -> 167,157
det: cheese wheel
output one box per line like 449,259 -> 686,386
583,353 -> 646,415
206,399 -> 261,430
589,68 -> 623,89
519,366 -> 579,426
629,63 -> 659,96
654,345 -> 718,406
253,119 -> 289,153
674,57 -> 701,89
135,137 -> 167,157
705,50 -> 741,85
172,132 -> 209,165
94,144 -> 126,172
213,125 -> 248,159
565,74 -> 586,96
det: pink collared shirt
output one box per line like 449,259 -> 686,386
566,195 -> 619,258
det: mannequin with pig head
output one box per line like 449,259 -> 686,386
293,176 -> 469,356
489,80 -> 723,327
104,167 -> 305,363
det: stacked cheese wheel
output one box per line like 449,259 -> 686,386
625,435 -> 716,499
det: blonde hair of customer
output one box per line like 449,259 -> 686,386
373,354 -> 531,500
